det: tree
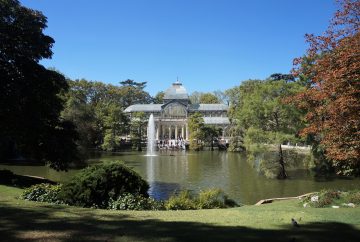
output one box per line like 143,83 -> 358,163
236,79 -> 305,179
101,103 -> 129,151
119,79 -> 152,107
130,112 -> 147,151
188,113 -> 205,150
62,79 -> 131,152
153,91 -> 165,104
213,90 -> 230,105
62,79 -> 107,153
227,122 -> 245,152
199,93 -> 220,104
189,91 -> 202,104
291,0 -> 360,176
269,73 -> 295,82
0,0 -> 78,170
202,125 -> 221,151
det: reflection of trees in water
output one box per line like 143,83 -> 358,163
252,151 -> 314,179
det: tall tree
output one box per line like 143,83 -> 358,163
188,112 -> 205,150
213,90 -> 230,105
101,103 -> 129,151
269,73 -> 295,82
291,0 -> 360,176
236,79 -> 305,179
199,93 -> 220,104
153,91 -> 165,104
130,112 -> 147,151
119,79 -> 152,107
189,91 -> 202,104
0,0 -> 78,170
202,125 -> 221,151
62,79 -> 131,152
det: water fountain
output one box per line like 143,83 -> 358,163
146,113 -> 156,156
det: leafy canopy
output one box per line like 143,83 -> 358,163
291,0 -> 360,176
0,0 -> 78,170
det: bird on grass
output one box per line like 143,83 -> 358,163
291,218 -> 300,227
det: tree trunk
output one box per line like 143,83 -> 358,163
278,144 -> 287,179
137,128 -> 142,151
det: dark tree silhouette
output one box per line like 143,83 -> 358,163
0,0 -> 78,170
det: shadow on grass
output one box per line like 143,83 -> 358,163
0,202 -> 359,242
0,169 -> 57,189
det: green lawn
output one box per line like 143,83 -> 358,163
1,185 -> 359,242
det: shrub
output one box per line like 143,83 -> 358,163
165,190 -> 198,210
345,190 -> 360,204
314,189 -> 341,208
22,183 -> 63,204
165,189 -> 239,210
108,193 -> 164,210
302,189 -> 341,208
197,188 -> 238,209
59,162 -> 149,208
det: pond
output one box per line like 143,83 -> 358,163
1,150 -> 360,204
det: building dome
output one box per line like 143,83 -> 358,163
163,81 -> 189,100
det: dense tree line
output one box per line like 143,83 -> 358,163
225,78 -> 305,178
225,0 -> 359,177
61,79 -> 152,153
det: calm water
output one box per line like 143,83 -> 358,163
1,151 -> 360,204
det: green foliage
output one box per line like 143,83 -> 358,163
22,183 -> 63,204
202,125 -> 221,150
59,162 -> 149,208
165,190 -> 198,210
101,103 -> 129,151
153,91 -> 165,104
199,93 -> 220,104
197,188 -> 236,209
188,113 -> 205,151
230,79 -> 305,178
130,112 -> 147,151
228,124 -> 245,152
0,0 -> 78,170
62,79 -> 131,153
165,189 -> 239,210
346,191 -> 360,204
301,189 -> 360,208
108,193 -> 164,211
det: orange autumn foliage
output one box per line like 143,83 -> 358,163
291,0 -> 360,175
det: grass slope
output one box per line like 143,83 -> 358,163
1,185 -> 360,242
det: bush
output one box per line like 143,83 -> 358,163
108,193 -> 164,210
165,189 -> 239,210
197,188 -> 235,209
315,189 -> 341,208
165,190 -> 198,210
302,189 -> 342,208
345,190 -> 360,204
59,162 -> 149,208
22,183 -> 63,204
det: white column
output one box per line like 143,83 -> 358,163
186,124 -> 189,140
156,123 -> 159,140
181,125 -> 184,139
169,125 -> 172,139
175,125 -> 178,139
162,125 -> 165,139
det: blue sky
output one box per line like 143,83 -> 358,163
21,0 -> 337,96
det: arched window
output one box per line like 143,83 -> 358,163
163,103 -> 187,118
